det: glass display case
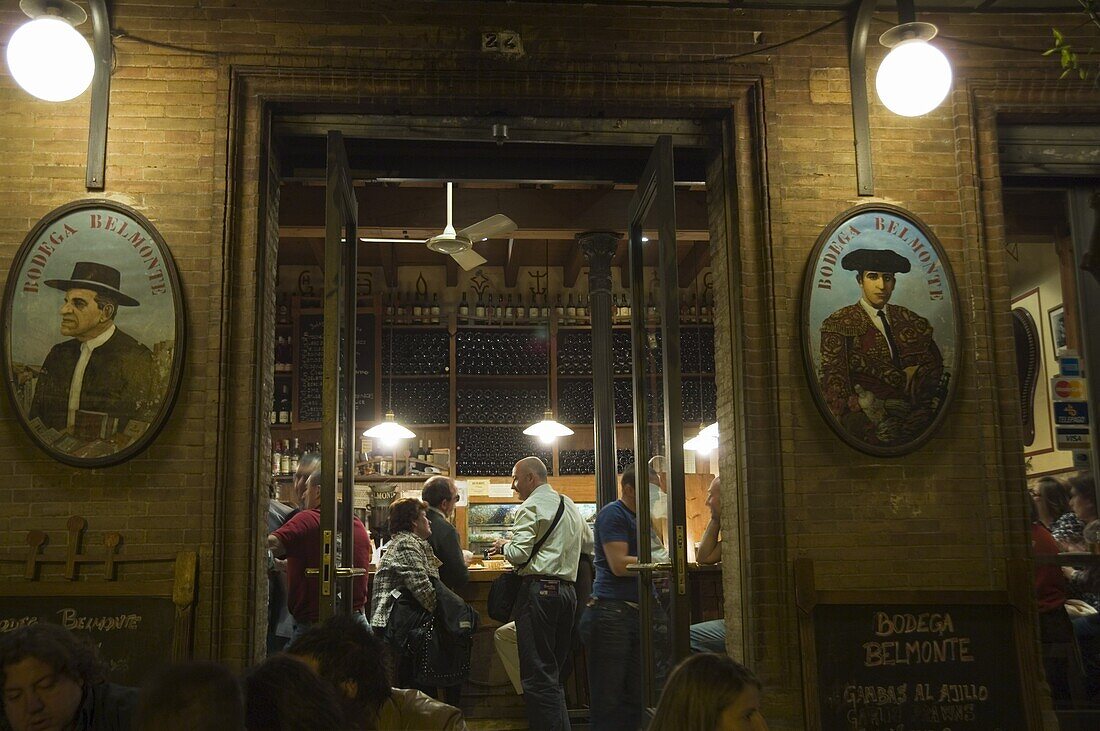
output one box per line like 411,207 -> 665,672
466,502 -> 597,554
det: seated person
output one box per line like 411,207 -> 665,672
691,476 -> 726,654
132,661 -> 243,731
0,623 -> 139,731
287,614 -> 467,730
244,654 -> 346,730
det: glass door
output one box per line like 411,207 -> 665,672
627,135 -> 691,708
317,130 -> 364,619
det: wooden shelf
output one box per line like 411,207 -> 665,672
389,373 -> 449,380
455,373 -> 548,380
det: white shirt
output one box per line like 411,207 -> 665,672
504,483 -> 590,582
858,298 -> 895,360
67,324 -> 115,429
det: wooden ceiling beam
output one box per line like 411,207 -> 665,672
563,245 -> 585,288
445,257 -> 458,287
378,243 -> 397,288
678,242 -> 709,287
504,238 -> 520,287
280,225 -> 709,242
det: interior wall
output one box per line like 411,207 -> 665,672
1006,242 -> 1075,475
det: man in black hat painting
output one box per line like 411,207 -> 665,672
29,262 -> 156,441
819,248 -> 945,447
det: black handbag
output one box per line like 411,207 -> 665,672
486,496 -> 566,622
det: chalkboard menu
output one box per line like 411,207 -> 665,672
795,558 -> 1038,731
812,603 -> 1024,730
297,313 -> 375,423
0,595 -> 178,687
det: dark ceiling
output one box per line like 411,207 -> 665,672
480,0 -> 1082,11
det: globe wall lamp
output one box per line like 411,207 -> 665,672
849,0 -> 952,195
5,0 -> 112,190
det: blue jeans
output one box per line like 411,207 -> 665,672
515,577 -> 576,731
690,619 -> 726,654
578,600 -> 642,731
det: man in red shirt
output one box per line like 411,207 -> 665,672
268,470 -> 372,640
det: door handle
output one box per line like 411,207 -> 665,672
626,562 -> 673,572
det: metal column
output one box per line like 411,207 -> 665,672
580,231 -> 621,508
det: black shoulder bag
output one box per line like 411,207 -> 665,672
486,496 -> 566,622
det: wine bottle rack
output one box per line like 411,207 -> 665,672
559,449 -> 636,476
457,386 -> 548,425
455,330 -> 549,376
389,379 -> 450,424
456,427 -> 554,477
381,330 -> 449,375
273,293 -> 716,479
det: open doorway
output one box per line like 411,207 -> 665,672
260,118 -> 738,724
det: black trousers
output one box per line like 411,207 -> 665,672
515,577 -> 577,731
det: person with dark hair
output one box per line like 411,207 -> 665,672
0,623 -> 139,731
421,475 -> 469,592
267,452 -> 321,654
287,614 -> 467,730
649,653 -> 767,731
819,248 -> 945,448
268,470 -> 372,641
132,661 -> 243,731
579,465 -> 645,730
244,654 -> 346,731
371,498 -> 438,631
1032,475 -> 1085,550
1064,472 -> 1100,700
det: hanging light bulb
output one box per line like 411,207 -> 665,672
524,409 -> 574,444
684,432 -> 718,455
363,410 -> 416,448
875,22 -> 952,117
6,1 -> 95,102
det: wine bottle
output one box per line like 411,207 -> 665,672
475,293 -> 485,318
280,445 -> 291,475
566,294 -> 577,319
430,293 -> 441,323
505,294 -> 515,319
426,439 -> 434,463
459,292 -> 470,317
278,383 -> 291,424
272,440 -> 282,476
555,294 -> 564,320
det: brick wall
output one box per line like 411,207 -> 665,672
1,2 -> 1097,726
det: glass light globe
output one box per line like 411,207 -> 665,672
875,39 -> 952,117
6,17 -> 94,102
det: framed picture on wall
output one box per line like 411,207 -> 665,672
1048,304 -> 1066,359
1,200 -> 186,468
800,204 -> 961,457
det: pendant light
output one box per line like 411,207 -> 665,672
525,241 -> 573,445
364,297 -> 415,447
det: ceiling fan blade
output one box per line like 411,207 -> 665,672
358,237 -> 428,244
450,248 -> 488,271
458,214 -> 517,244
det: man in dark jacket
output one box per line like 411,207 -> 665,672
0,623 -> 138,731
421,475 -> 469,592
29,262 -> 156,442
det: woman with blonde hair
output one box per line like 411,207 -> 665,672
649,653 -> 768,731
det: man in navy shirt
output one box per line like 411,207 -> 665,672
578,464 -> 646,731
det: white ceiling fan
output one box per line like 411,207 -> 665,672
361,182 -> 517,271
